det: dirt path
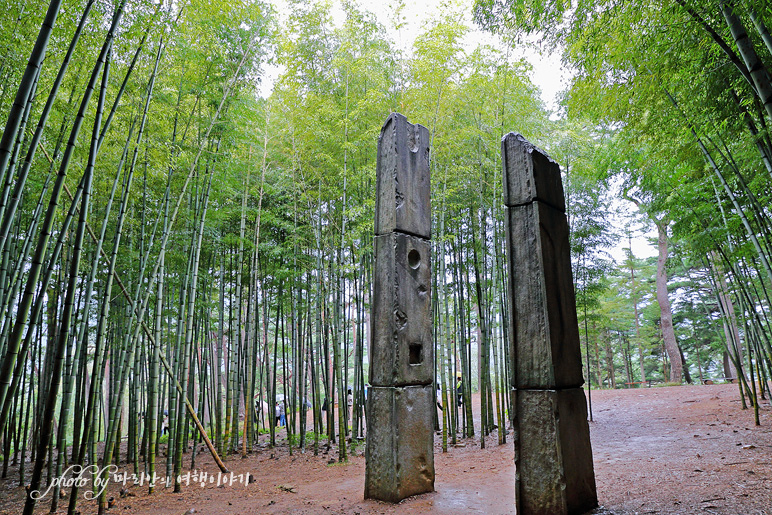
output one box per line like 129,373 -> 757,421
590,383 -> 772,515
1,383 -> 770,514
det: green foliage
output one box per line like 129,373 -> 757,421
4,0 -> 769,486
288,430 -> 324,447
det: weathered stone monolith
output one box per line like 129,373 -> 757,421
502,133 -> 598,515
365,113 -> 434,503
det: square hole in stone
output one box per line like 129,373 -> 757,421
409,343 -> 423,365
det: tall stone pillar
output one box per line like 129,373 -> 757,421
365,113 -> 434,503
502,133 -> 597,515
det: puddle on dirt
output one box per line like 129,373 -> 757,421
431,487 -> 497,513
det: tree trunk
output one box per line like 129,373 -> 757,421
720,0 -> 772,122
679,345 -> 692,384
0,0 -> 62,182
604,331 -> 616,389
711,253 -> 743,380
655,220 -> 682,383
749,8 -> 772,57
629,247 -> 646,382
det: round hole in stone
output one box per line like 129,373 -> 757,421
407,249 -> 421,269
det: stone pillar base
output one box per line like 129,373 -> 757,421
513,388 -> 597,515
364,385 -> 435,502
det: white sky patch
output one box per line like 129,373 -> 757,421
608,200 -> 659,263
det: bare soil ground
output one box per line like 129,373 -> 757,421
1,383 -> 771,514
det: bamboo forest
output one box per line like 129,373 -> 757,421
0,0 -> 771,514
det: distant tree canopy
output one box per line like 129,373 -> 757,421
0,1 -> 769,513
475,0 -> 772,391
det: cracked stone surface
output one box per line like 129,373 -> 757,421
503,132 -> 597,515
504,200 -> 584,390
370,233 -> 432,387
364,385 -> 435,502
513,388 -> 597,515
367,113 -> 434,503
374,113 -> 431,239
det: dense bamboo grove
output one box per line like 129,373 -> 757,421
0,0 -> 771,513
475,0 -> 772,404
